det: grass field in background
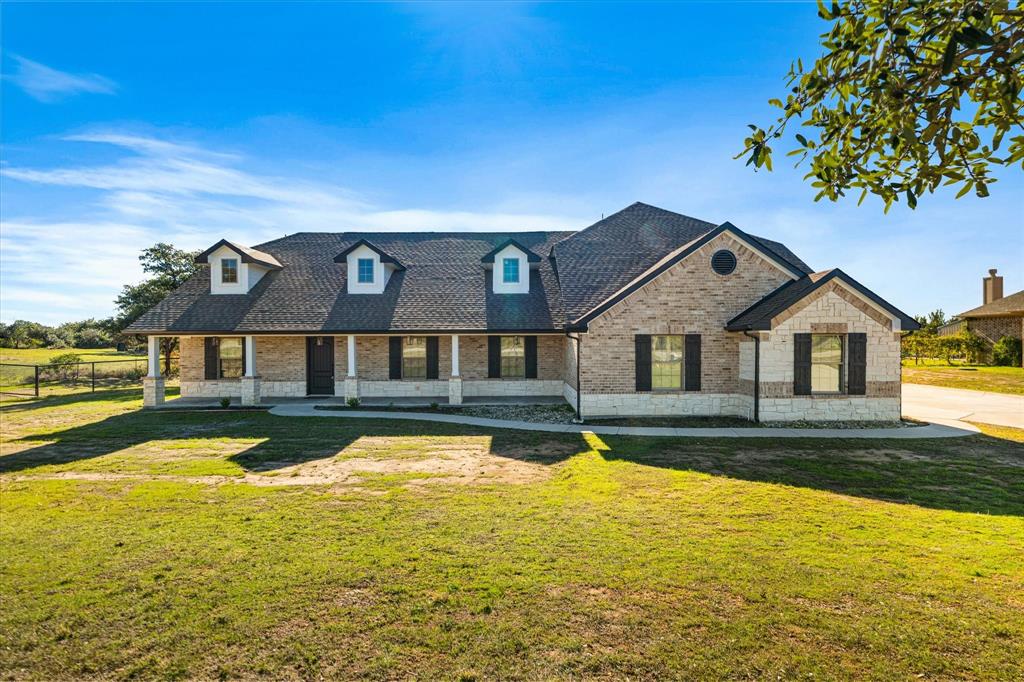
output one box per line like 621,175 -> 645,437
0,347 -> 146,365
2,390 -> 1022,679
901,358 -> 1024,395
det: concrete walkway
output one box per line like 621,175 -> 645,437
268,403 -> 979,439
902,384 -> 1023,429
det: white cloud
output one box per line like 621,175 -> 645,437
5,55 -> 117,102
0,132 -> 583,323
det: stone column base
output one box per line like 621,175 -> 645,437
344,377 -> 360,401
241,376 -> 261,406
448,377 -> 463,405
143,376 -> 166,408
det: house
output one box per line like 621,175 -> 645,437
938,269 -> 1023,366
128,202 -> 918,421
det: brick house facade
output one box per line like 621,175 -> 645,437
130,203 -> 918,421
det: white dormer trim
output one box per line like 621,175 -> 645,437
346,244 -> 396,294
209,245 -> 272,294
491,244 -> 530,294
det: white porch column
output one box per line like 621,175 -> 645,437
241,335 -> 260,406
147,335 -> 161,377
345,334 -> 359,401
448,334 -> 463,405
347,334 -> 357,377
143,335 -> 165,408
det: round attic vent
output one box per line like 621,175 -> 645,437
711,249 -> 737,275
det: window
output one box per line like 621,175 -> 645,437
811,334 -> 844,393
500,336 -> 525,377
502,257 -> 520,284
402,337 -> 427,379
221,258 -> 238,284
218,337 -> 244,378
357,258 -> 375,284
651,335 -> 683,390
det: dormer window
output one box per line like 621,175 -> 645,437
357,258 -> 375,284
502,258 -> 520,284
335,239 -> 405,295
195,239 -> 283,295
221,258 -> 238,284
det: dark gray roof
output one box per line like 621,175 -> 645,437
725,269 -> 920,331
128,231 -> 572,333
127,201 -> 822,335
957,290 -> 1024,318
552,203 -> 812,323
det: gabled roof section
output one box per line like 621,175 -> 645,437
333,239 -> 406,269
195,239 -> 283,270
553,202 -> 812,324
480,238 -> 543,263
957,290 -> 1024,318
570,220 -> 808,326
725,269 -> 920,331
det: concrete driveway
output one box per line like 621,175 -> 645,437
903,383 -> 1024,428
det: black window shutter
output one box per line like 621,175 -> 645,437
684,334 -> 701,391
847,333 -> 867,395
488,336 -> 502,378
525,336 -> 538,378
794,333 -> 812,395
426,336 -> 439,379
635,334 -> 651,392
389,337 -> 402,379
204,337 -> 219,379
240,338 -> 246,377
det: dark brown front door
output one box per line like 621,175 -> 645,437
306,336 -> 335,395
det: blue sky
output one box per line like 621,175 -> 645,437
2,1 -> 1021,326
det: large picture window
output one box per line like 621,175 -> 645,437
221,258 -> 238,284
402,337 -> 427,379
651,335 -> 683,390
218,337 -> 244,378
811,334 -> 844,393
500,336 -> 525,377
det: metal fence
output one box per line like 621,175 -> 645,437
0,356 -> 178,400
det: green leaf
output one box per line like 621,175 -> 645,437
941,35 -> 958,75
955,181 -> 974,199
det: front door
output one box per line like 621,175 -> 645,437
306,336 -> 335,395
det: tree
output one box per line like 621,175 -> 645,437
913,309 -> 947,334
739,0 -> 1024,210
113,243 -> 200,373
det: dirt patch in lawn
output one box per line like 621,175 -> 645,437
4,439 -> 555,489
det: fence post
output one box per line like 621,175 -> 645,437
92,362 -> 96,392
34,365 -> 40,398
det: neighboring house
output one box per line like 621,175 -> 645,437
938,269 -> 1024,365
128,202 -> 918,421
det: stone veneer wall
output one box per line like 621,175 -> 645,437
181,334 -> 567,398
576,233 -> 791,417
754,284 -> 901,421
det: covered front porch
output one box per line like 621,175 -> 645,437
142,333 -> 568,408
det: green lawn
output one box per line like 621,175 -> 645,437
2,391 -> 1022,679
902,358 -> 1024,395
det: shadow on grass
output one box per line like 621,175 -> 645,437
2,401 -> 1022,516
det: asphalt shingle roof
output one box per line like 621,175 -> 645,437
957,290 -> 1024,318
127,202 -> 819,335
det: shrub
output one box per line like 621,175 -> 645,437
992,336 -> 1022,367
220,397 -> 231,409
347,397 -> 360,408
41,353 -> 84,382
430,402 -> 439,410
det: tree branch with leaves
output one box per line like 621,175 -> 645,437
739,0 -> 1024,211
